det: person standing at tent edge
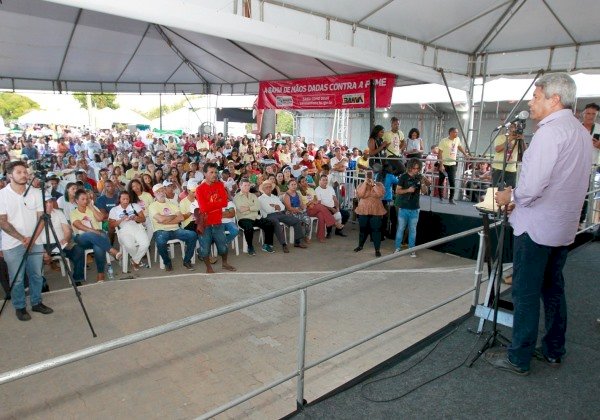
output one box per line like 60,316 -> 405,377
489,73 -> 593,376
437,127 -> 470,204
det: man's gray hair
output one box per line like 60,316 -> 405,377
535,73 -> 577,109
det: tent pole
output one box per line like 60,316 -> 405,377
369,79 -> 376,132
438,68 -> 471,155
159,93 -> 163,131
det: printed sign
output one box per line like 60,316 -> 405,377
258,72 -> 395,110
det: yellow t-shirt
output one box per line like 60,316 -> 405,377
125,168 -> 141,180
300,187 -> 317,206
136,192 -> 154,213
356,156 -> 369,172
492,134 -> 517,172
70,207 -> 101,234
382,130 -> 405,157
149,201 -> 181,232
179,197 -> 195,228
438,137 -> 462,166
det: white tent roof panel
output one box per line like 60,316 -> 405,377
1,0 -> 599,94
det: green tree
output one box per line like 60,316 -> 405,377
0,93 -> 40,121
276,110 -> 294,134
137,98 -> 188,120
73,92 -> 119,109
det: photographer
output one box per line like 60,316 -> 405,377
394,158 -> 430,257
492,123 -> 525,188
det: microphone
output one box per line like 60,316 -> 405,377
494,111 -> 529,131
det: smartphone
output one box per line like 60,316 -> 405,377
366,171 -> 373,180
593,133 -> 599,141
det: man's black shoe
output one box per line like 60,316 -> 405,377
183,262 -> 195,271
335,230 -> 347,237
75,281 -> 82,287
534,348 -> 561,366
16,308 -> 31,321
484,349 -> 530,376
165,263 -> 173,272
31,303 -> 54,315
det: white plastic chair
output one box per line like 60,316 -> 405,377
116,230 -> 152,273
153,239 -> 185,269
83,249 -> 112,281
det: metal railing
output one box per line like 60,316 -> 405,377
1,170 -> 598,417
0,223 -> 499,418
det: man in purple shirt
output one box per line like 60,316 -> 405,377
489,73 -> 593,375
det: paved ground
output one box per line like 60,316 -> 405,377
0,223 -> 484,419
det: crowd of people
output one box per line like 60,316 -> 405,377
0,88 -> 597,325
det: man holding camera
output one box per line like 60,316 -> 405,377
492,73 -> 593,376
394,158 -> 430,257
492,123 -> 525,188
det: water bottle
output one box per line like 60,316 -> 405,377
107,264 -> 115,281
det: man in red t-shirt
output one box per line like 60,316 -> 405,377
195,162 -> 236,273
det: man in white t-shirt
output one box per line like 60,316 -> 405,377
329,147 -> 348,187
0,161 -> 53,321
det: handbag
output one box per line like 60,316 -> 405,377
193,208 -> 207,235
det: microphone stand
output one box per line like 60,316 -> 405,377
468,125 -> 515,367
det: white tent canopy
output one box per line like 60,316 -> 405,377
17,109 -> 88,126
2,0 -> 599,95
93,108 -> 150,129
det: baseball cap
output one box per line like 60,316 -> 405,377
152,184 -> 164,193
187,179 -> 199,191
162,180 -> 173,187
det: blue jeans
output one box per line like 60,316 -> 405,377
395,208 -> 420,249
154,229 -> 197,265
75,232 -> 112,273
3,244 -> 44,310
223,222 -> 239,246
198,224 -> 228,258
508,232 -> 569,370
50,243 -> 85,282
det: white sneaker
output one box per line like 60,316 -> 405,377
410,252 -> 417,258
394,248 -> 401,254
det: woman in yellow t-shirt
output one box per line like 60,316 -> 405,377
71,190 -> 121,282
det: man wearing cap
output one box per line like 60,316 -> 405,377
163,180 -> 178,204
41,197 -> 86,286
148,184 -> 196,271
125,158 -> 141,180
258,180 -> 307,253
196,162 -> 236,273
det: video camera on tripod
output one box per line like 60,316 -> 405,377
28,157 -> 53,181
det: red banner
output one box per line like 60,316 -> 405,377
257,71 -> 396,110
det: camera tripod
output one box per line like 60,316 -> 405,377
0,172 -> 97,337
